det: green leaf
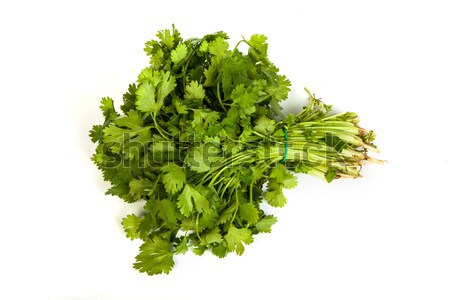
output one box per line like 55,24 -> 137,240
254,116 -> 276,135
137,212 -> 157,239
161,162 -> 186,194
156,29 -> 175,49
185,81 -> 206,100
171,43 -> 188,64
255,215 -> 277,233
177,185 -> 194,216
272,74 -> 291,101
238,203 -> 259,225
101,124 -> 130,148
190,185 -> 210,214
250,167 -> 263,181
100,97 -> 118,120
218,203 -> 236,224
247,34 -> 268,56
231,84 -> 261,111
264,180 -> 287,207
205,227 -> 223,244
136,70 -> 175,114
220,56 -> 254,98
269,164 -> 287,184
121,214 -> 141,240
114,110 -> 144,128
157,71 -> 176,103
203,65 -> 218,87
187,147 -> 212,173
150,140 -> 176,161
177,184 -> 210,216
134,237 -> 174,275
193,246 -> 207,256
155,199 -> 180,224
197,209 -> 219,231
199,40 -> 209,52
176,237 -> 189,254
208,37 -> 229,61
191,109 -> 220,130
283,172 -> 298,189
295,163 -> 312,174
173,98 -> 188,114
136,81 -> 157,113
89,125 -> 103,143
138,68 -> 162,86
211,243 -> 228,258
264,189 -> 286,207
121,83 -> 137,113
224,225 -> 253,255
129,178 -> 153,201
325,168 -> 337,183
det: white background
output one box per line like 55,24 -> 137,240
1,0 -> 449,299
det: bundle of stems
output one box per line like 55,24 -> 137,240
191,89 -> 382,202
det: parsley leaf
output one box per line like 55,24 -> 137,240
161,162 -> 185,194
134,237 -> 175,275
205,228 -> 224,244
264,181 -> 287,207
121,214 -> 142,240
224,225 -> 253,255
184,81 -> 206,100
177,184 -> 210,216
238,203 -> 259,225
254,116 -> 276,135
255,215 -> 278,233
100,97 -> 118,120
208,37 -> 229,61
136,81 -> 157,113
171,43 -> 188,65
157,71 -> 176,103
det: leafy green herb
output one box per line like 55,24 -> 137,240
90,25 -> 382,275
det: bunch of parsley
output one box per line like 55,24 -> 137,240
90,26 -> 380,275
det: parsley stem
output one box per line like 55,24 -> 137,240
195,213 -> 206,244
231,39 -> 245,56
220,177 -> 238,199
216,82 -> 226,111
152,114 -> 170,139
229,190 -> 240,229
249,182 -> 253,204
